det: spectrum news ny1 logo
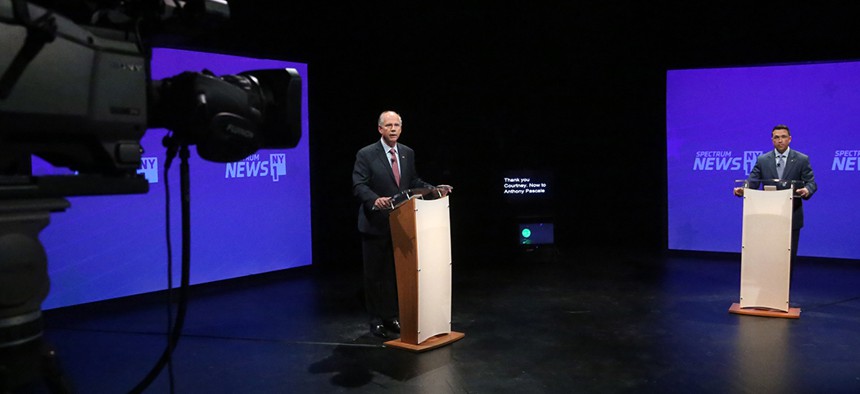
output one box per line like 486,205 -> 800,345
692,150 -> 860,174
692,151 -> 762,175
136,153 -> 288,183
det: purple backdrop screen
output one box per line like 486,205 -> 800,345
39,48 -> 311,309
667,61 -> 860,260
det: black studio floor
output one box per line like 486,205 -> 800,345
21,247 -> 860,393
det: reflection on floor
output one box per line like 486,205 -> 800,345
13,248 -> 860,392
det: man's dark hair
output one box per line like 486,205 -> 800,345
772,124 -> 791,135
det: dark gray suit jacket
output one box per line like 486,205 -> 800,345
748,149 -> 817,229
352,141 -> 433,235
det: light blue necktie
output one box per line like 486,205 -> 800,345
777,154 -> 785,179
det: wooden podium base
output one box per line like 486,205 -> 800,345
385,331 -> 465,353
728,303 -> 801,319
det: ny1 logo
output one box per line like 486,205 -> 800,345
137,157 -> 159,183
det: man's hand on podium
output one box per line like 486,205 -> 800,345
374,196 -> 393,210
734,186 -> 811,198
436,185 -> 453,197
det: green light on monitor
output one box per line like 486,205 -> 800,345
521,228 -> 532,238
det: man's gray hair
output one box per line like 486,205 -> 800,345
378,111 -> 403,126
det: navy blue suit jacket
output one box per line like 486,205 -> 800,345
748,149 -> 817,229
352,141 -> 433,235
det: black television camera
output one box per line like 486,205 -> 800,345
0,0 -> 302,389
1,0 -> 301,196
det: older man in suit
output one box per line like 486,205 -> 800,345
734,124 -> 817,286
352,110 -> 450,338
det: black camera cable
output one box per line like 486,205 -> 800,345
128,139 -> 190,394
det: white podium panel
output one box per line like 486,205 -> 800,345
739,189 -> 793,311
414,198 -> 453,344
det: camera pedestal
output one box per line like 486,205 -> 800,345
0,198 -> 72,392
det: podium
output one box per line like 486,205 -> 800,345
384,195 -> 465,351
729,181 -> 800,318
